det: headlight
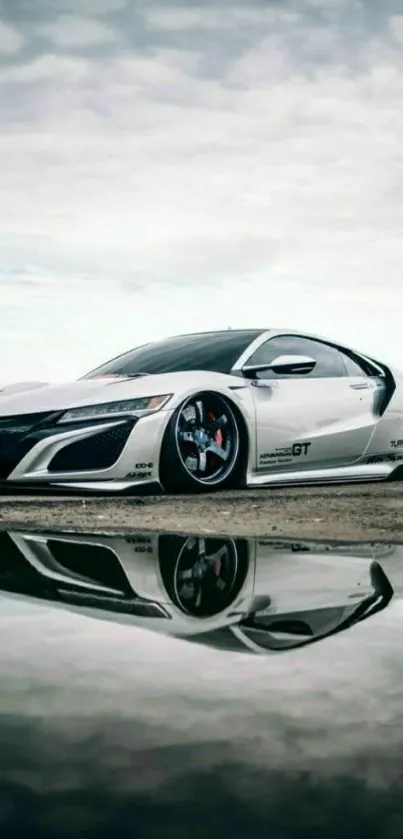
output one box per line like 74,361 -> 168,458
57,394 -> 172,424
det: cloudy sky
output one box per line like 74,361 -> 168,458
1,0 -> 403,382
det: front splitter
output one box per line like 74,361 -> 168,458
0,479 -> 164,496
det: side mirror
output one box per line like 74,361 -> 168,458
242,354 -> 316,377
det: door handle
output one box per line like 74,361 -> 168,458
349,383 -> 370,390
251,380 -> 277,389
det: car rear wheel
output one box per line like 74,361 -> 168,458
160,391 -> 242,493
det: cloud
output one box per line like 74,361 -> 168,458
60,0 -> 128,12
0,20 -> 23,53
3,0 -> 128,18
389,14 -> 403,43
0,1 -> 403,379
0,52 -> 91,83
144,6 -> 300,31
38,14 -> 121,48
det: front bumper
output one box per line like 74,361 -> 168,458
0,408 -> 172,491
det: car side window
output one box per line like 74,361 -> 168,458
247,335 -> 348,379
339,352 -> 369,377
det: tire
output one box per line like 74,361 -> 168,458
159,391 -> 242,493
158,533 -> 250,617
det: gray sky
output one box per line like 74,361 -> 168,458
1,0 -> 403,380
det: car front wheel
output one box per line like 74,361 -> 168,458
160,391 -> 242,493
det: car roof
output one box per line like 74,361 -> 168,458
167,328 -> 268,339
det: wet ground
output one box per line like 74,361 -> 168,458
1,524 -> 403,836
2,484 -> 403,836
1,481 -> 403,540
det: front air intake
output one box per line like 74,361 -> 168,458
48,421 -> 135,472
0,412 -> 55,479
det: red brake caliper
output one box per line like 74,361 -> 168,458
207,412 -> 224,472
208,412 -> 223,448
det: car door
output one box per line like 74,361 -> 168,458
242,335 -> 383,474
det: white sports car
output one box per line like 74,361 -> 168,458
1,328 -> 403,493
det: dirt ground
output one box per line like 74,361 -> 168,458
1,482 -> 403,541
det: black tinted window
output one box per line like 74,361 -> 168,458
247,335 -> 347,378
341,353 -> 368,376
84,330 -> 264,378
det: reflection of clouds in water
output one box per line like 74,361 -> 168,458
0,598 -> 37,614
1,599 -> 403,791
2,600 -> 403,836
2,736 -> 403,838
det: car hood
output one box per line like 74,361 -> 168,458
0,371 -> 244,416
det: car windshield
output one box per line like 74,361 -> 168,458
83,330 -> 264,378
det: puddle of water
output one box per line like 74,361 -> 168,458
1,529 -> 403,837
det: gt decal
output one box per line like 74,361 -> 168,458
259,442 -> 311,465
291,443 -> 311,456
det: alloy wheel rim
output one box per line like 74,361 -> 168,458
173,535 -> 239,616
174,393 -> 239,484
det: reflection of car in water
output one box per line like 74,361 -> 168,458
0,530 -> 394,653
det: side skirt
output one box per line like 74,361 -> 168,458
247,463 -> 393,487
